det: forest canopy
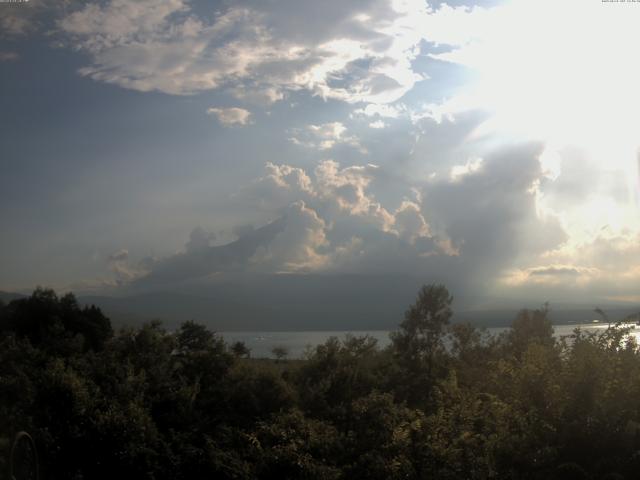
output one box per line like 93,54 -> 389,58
2,285 -> 640,479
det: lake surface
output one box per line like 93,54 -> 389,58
222,323 -> 636,359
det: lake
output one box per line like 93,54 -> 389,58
221,322 -> 636,359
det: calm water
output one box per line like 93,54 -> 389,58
222,323 -> 637,359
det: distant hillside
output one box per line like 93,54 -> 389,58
5,281 -> 638,332
74,275 -> 640,331
456,308 -> 640,329
0,291 -> 26,304
80,275 -> 420,331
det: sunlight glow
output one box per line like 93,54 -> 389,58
433,0 -> 640,236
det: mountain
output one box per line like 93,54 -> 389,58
77,275 -> 640,331
80,274 -> 423,331
4,282 -> 638,331
0,291 -> 26,304
131,217 -> 286,289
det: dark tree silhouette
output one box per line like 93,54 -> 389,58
391,283 -> 453,404
231,340 -> 251,358
271,346 -> 289,362
2,288 -> 112,352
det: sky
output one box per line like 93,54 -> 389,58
1,0 -> 640,308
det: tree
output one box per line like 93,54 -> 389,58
392,284 -> 453,369
2,288 -> 112,352
231,341 -> 251,358
176,320 -> 216,354
271,346 -> 289,362
507,304 -> 555,359
390,284 -> 453,405
172,320 -> 234,427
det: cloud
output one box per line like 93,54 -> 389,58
228,85 -> 285,106
231,159 -> 472,279
353,103 -> 404,118
58,2 -> 265,94
108,249 -> 129,262
58,0 -> 188,46
497,218 -> 640,303
131,218 -> 286,288
528,266 -> 583,277
55,0 -> 441,104
449,157 -> 483,181
104,142 -> 597,304
185,226 -> 217,252
232,224 -> 255,239
206,107 -> 252,127
107,249 -> 147,285
241,146 -> 568,293
250,201 -> 329,272
245,159 -> 397,232
120,158 -> 447,289
312,160 -> 393,229
242,162 -> 315,211
1,16 -> 30,36
419,143 -> 568,293
289,122 -> 365,153
0,0 -> 61,38
393,200 -> 430,244
369,120 -> 387,129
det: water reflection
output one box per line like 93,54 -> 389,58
223,322 -> 640,359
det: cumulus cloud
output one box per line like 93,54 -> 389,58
108,249 -> 129,262
245,159 -> 397,232
206,107 -> 252,127
393,200 -> 430,244
290,122 -> 365,152
312,160 -> 394,229
237,146 -> 570,295
242,162 -> 315,211
104,141 -> 593,304
449,158 -> 483,181
107,249 -> 148,285
353,103 -> 405,119
250,201 -> 329,272
240,153 -> 556,287
121,158 -> 449,289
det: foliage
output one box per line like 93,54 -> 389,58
390,284 -> 453,406
231,341 -> 251,358
271,346 -> 290,362
2,285 -> 640,479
